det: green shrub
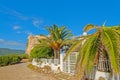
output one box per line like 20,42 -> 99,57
30,46 -> 53,59
0,56 -> 9,66
0,54 -> 28,66
8,55 -> 21,64
18,54 -> 28,59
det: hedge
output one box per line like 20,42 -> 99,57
0,54 -> 28,66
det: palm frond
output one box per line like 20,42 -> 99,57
84,24 -> 95,32
76,32 -> 99,78
102,28 -> 119,74
102,21 -> 106,27
63,37 -> 85,61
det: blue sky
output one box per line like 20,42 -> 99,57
0,0 -> 120,50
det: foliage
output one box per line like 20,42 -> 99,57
39,24 -> 73,59
0,54 -> 20,66
18,54 -> 28,59
30,46 -> 54,59
0,54 -> 28,66
64,24 -> 120,78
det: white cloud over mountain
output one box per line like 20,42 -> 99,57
0,38 -> 24,46
0,39 -> 4,43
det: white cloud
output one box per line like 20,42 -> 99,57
32,18 -> 43,27
0,5 -> 45,35
16,30 -> 33,35
0,5 -> 44,25
25,31 -> 34,36
13,26 -> 21,30
0,39 -> 4,43
10,10 -> 28,20
5,41 -> 23,46
0,38 -> 24,46
0,5 -> 28,20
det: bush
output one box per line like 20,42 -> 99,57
30,46 -> 54,59
0,54 -> 28,66
0,56 -> 9,66
8,55 -> 21,64
18,54 -> 28,59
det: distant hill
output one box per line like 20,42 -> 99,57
0,48 -> 25,55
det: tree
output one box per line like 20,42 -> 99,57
64,24 -> 120,79
30,46 -> 53,59
39,24 -> 73,61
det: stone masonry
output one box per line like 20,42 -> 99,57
25,35 -> 45,55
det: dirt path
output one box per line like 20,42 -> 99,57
0,63 -> 57,80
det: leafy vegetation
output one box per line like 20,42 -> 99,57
64,24 -> 120,79
30,46 -> 54,59
0,54 -> 28,66
38,24 -> 73,60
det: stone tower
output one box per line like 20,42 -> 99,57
25,35 -> 45,55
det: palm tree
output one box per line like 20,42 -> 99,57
64,24 -> 120,79
39,24 -> 73,61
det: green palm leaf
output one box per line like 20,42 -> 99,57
102,28 -> 119,74
84,24 -> 95,32
75,32 -> 99,78
38,24 -> 73,59
63,38 -> 85,61
64,24 -> 120,78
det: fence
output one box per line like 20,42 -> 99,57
32,52 -> 78,74
60,52 -> 78,74
32,58 -> 60,72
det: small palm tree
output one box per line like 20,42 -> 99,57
39,24 -> 73,60
64,24 -> 120,79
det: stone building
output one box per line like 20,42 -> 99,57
25,35 -> 45,55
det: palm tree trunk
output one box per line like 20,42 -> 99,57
95,36 -> 111,80
56,50 -> 60,64
53,49 -> 60,64
97,39 -> 105,71
97,37 -> 111,72
54,49 -> 57,59
97,37 -> 110,72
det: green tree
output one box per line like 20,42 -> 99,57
39,24 -> 73,61
30,46 -> 53,59
64,24 -> 120,79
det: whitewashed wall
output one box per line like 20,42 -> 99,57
32,51 -> 78,74
32,58 -> 60,72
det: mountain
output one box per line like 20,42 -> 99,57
0,48 -> 25,55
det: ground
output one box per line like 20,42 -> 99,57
0,63 -> 57,80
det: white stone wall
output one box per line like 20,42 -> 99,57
32,52 -> 78,74
95,71 -> 111,80
32,58 -> 60,72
